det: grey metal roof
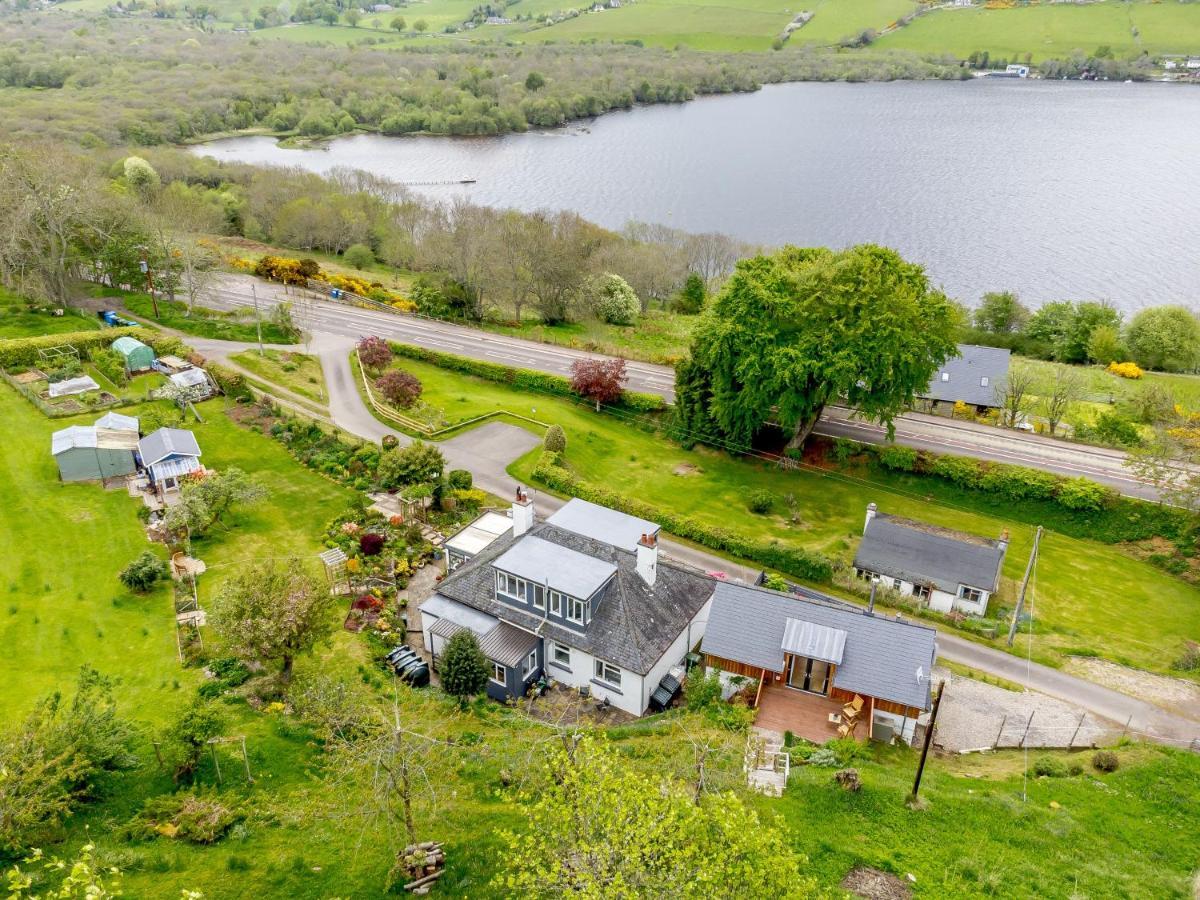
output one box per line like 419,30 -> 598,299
138,428 -> 201,466
51,425 -> 96,454
420,593 -> 498,636
478,621 -> 540,667
921,344 -> 1010,406
781,618 -> 846,665
701,581 -> 937,711
427,617 -> 465,642
854,513 -> 1006,594
546,498 -> 660,552
433,522 -> 715,675
95,412 -> 139,432
492,535 -> 617,599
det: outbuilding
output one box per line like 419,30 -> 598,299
51,425 -> 139,482
138,427 -> 203,494
111,336 -> 155,373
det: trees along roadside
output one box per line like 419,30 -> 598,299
673,244 -> 959,451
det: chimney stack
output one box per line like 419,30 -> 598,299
864,502 -> 878,535
636,532 -> 658,587
998,528 -> 1010,555
512,486 -> 534,537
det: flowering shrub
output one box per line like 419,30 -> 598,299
1107,361 -> 1143,379
357,336 -> 393,370
341,521 -> 362,535
375,369 -> 422,408
360,532 -> 386,556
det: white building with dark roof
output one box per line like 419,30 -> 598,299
853,503 -> 1008,616
420,491 -> 713,716
918,343 -> 1011,414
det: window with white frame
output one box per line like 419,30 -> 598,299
980,376 -> 989,387
549,590 -> 563,616
892,578 -> 902,591
522,648 -> 538,679
527,582 -> 545,610
593,658 -> 621,687
490,661 -> 506,685
958,585 -> 984,604
567,595 -> 588,625
940,372 -> 950,382
548,642 -> 571,668
495,571 -> 547,611
913,584 -> 931,600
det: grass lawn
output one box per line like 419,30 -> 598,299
116,291 -> 298,344
521,0 -> 802,51
775,743 -> 1200,898
381,351 -> 1200,675
230,349 -> 328,405
877,0 -> 1200,61
790,0 -> 919,47
483,309 -> 697,365
0,286 -> 101,339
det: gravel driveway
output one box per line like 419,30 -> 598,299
934,667 -> 1119,753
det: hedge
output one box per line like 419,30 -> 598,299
531,451 -> 834,583
0,327 -> 185,370
388,342 -> 667,414
207,362 -> 251,401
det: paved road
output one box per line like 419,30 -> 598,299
191,329 -> 1200,746
202,273 -> 1159,500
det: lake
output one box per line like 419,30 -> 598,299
194,80 -> 1200,310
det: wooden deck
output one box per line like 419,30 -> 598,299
754,685 -> 856,743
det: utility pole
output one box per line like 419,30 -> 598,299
1006,526 -> 1043,647
140,258 -> 160,318
909,679 -> 944,805
251,283 -> 264,357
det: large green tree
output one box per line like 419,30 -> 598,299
674,245 -> 958,450
973,290 -> 1029,333
210,562 -> 335,685
494,735 -> 813,898
1124,305 -> 1200,373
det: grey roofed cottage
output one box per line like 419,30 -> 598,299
51,425 -> 139,482
546,497 -> 660,552
853,505 -> 1007,617
920,343 -> 1010,409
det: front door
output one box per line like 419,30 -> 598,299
787,656 -> 830,695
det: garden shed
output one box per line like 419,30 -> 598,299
51,425 -> 139,482
111,336 -> 155,373
138,427 -> 202,494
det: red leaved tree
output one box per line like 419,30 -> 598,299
375,370 -> 423,408
357,335 -> 393,370
570,358 -> 627,412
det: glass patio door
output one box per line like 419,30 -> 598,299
787,656 -> 831,695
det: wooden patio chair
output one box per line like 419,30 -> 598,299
837,723 -> 851,739
842,695 -> 865,721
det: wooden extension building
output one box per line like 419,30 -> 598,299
701,582 -> 936,745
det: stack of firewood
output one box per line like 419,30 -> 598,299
396,841 -> 445,895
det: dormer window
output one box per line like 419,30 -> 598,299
550,590 -> 563,616
567,595 -> 589,625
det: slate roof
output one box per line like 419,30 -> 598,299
431,522 -> 715,676
854,512 -> 1006,594
921,343 -> 1010,407
138,428 -> 201,466
702,582 -> 937,711
546,498 -> 660,552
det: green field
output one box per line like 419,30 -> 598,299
372,351 -> 1200,676
0,287 -> 100,339
878,0 -> 1200,61
790,0 -> 918,46
231,349 -> 328,405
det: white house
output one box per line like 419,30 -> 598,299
420,492 -> 712,716
852,503 -> 1007,617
